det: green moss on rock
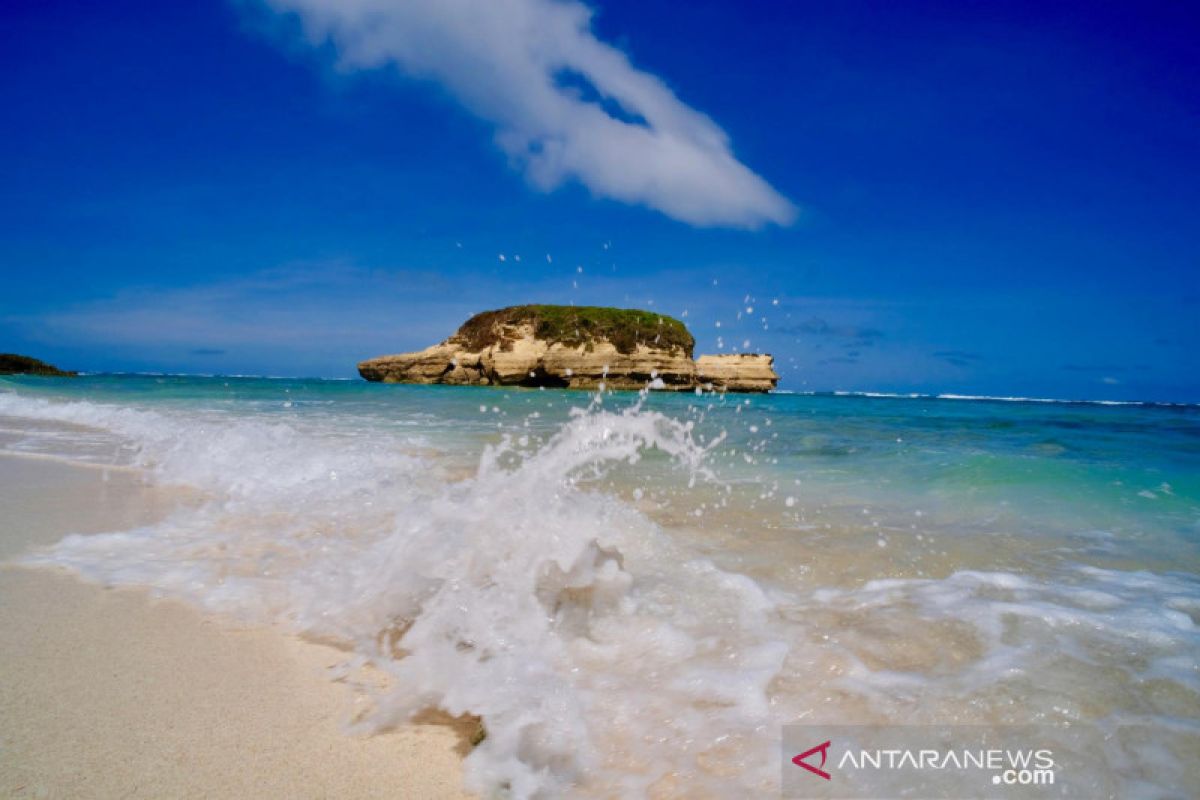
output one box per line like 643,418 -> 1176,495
454,305 -> 694,357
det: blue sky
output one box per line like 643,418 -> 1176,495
1,0 -> 1197,400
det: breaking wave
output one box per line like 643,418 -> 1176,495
1,391 -> 786,797
2,385 -> 1197,798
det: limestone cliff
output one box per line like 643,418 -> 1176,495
696,354 -> 778,393
358,305 -> 778,392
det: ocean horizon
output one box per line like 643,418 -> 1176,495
40,371 -> 1200,409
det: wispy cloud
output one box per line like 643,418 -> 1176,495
4,259 -> 734,376
4,262 -> 478,375
774,316 -> 885,343
1060,363 -> 1146,372
256,0 -> 795,228
933,349 -> 984,367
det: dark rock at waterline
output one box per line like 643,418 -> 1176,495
0,353 -> 77,377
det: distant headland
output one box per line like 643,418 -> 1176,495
0,354 -> 76,377
358,305 -> 778,392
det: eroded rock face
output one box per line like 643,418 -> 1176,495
695,354 -> 779,393
359,324 -> 697,390
358,306 -> 779,392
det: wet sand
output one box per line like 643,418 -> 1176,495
0,455 -> 472,799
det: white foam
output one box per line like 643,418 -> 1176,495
6,391 -> 788,797
805,390 -> 1192,407
801,566 -> 1200,701
4,388 -> 1197,797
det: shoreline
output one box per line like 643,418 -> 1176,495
0,455 -> 472,799
1,382 -> 1197,796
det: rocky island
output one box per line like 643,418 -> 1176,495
358,305 -> 777,392
0,353 -> 77,377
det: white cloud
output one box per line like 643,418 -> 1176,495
259,0 -> 796,228
5,260 -> 717,375
5,263 -> 477,374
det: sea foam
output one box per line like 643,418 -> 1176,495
3,386 -> 1198,798
2,391 -> 788,797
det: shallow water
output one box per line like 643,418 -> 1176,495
2,375 -> 1198,797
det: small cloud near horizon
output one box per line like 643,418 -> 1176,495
775,317 -> 884,342
3,262 -> 470,375
1061,363 -> 1148,373
933,350 -> 984,368
255,0 -> 795,228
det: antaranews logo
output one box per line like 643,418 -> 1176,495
783,726 -> 1066,799
792,740 -> 832,781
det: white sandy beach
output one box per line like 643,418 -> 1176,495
0,455 -> 473,799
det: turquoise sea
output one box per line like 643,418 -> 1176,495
2,374 -> 1198,796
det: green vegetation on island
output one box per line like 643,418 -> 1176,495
0,354 -> 77,377
456,304 -> 695,356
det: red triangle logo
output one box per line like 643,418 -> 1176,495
792,740 -> 832,780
